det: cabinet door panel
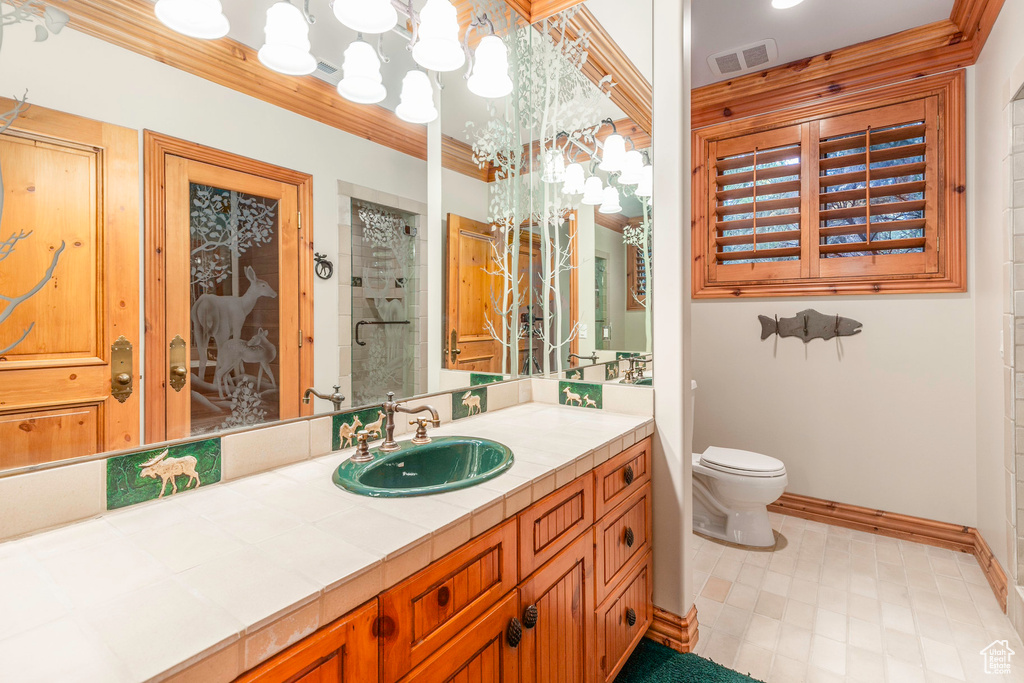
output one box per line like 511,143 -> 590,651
595,483 -> 651,603
235,600 -> 377,683
380,519 -> 518,683
519,529 -> 596,683
400,590 -> 520,683
594,437 -> 651,519
596,551 -> 653,683
519,473 -> 594,577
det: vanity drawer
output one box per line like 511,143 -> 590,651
595,483 -> 651,603
596,551 -> 653,683
378,519 -> 518,683
519,473 -> 594,578
594,436 -> 651,519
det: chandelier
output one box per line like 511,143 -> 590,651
152,0 -> 514,124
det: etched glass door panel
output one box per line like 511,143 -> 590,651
0,106 -> 140,471
188,183 -> 281,435
162,158 -> 300,441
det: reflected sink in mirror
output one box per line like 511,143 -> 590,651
333,437 -> 514,497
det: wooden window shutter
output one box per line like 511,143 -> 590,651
692,70 -> 965,298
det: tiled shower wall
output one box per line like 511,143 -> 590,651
337,182 -> 428,408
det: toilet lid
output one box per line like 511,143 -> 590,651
699,446 -> 786,478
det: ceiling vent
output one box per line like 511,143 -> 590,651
312,58 -> 341,85
708,39 -> 779,78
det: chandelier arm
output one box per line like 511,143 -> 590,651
376,33 -> 390,63
392,0 -> 419,49
300,0 -> 316,25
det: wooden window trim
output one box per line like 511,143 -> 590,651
692,70 -> 966,299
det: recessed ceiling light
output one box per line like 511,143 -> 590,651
772,0 -> 805,8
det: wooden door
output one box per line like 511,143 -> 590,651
0,100 -> 139,469
236,600 -> 378,683
146,133 -> 314,442
518,529 -> 597,683
445,214 -> 503,373
400,590 -> 520,683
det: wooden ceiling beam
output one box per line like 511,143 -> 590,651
951,0 -> 1006,60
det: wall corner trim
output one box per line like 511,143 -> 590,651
770,492 -> 1008,612
645,604 -> 699,653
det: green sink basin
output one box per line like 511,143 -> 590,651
333,437 -> 514,497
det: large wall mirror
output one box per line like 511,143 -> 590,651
0,0 -> 652,475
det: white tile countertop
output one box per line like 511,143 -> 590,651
0,402 -> 653,683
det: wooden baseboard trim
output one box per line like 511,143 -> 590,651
645,604 -> 698,653
769,492 -> 1008,612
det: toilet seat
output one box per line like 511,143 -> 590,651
699,446 -> 786,478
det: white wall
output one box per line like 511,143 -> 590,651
971,0 -> 1024,576
693,295 -> 977,526
0,24 -> 428,422
596,224 -> 627,349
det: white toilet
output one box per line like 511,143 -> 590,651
690,381 -> 788,548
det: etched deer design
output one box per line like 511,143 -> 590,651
191,266 -> 277,382
363,411 -> 387,439
338,416 -> 363,449
462,391 -> 482,416
213,328 -> 277,398
138,449 -> 201,498
562,386 -> 582,406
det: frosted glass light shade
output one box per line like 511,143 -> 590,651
635,165 -> 653,198
396,70 -> 438,124
541,150 -> 565,184
581,176 -> 604,205
562,163 -> 586,195
618,150 -> 644,185
599,133 -> 626,173
155,0 -> 229,39
332,0 -> 398,33
468,35 -> 513,98
258,2 -> 316,75
598,186 -> 622,214
771,0 -> 805,8
337,39 -> 387,104
412,0 -> 465,72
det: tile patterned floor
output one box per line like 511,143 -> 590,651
690,513 -> 1024,682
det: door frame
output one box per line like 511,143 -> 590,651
143,131 -> 314,442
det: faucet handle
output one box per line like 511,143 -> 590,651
410,417 -> 433,445
350,430 -> 373,463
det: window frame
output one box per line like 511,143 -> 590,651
692,70 -> 966,298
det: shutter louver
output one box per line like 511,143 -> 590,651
819,121 -> 928,257
714,142 -> 802,265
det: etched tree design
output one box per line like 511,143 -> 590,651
0,0 -> 69,355
189,184 -> 277,293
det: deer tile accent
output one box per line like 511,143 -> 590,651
107,439 -> 221,510
332,407 -> 390,451
558,381 -> 603,410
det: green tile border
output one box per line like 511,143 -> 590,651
332,407 -> 390,450
452,388 -> 488,420
106,438 -> 221,511
565,368 -> 583,381
470,373 -> 505,386
558,381 -> 603,409
616,352 -> 643,360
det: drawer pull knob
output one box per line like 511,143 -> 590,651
507,618 -> 523,648
523,604 -> 539,629
624,527 -> 635,547
623,465 -> 635,485
436,586 -> 450,607
625,608 -> 637,627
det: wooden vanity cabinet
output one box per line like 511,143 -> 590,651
235,600 -> 378,683
234,437 -> 654,683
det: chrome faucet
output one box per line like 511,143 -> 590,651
380,392 -> 440,453
303,385 -> 345,412
567,352 -> 598,365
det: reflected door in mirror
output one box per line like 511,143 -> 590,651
158,156 -> 302,440
0,103 -> 140,469
445,214 -> 502,373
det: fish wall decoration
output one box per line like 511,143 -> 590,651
758,309 -> 863,343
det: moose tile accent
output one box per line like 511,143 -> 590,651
107,439 -> 221,510
332,407 -> 389,451
558,381 -> 603,410
452,388 -> 487,420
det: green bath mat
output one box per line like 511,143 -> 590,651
615,640 -> 764,683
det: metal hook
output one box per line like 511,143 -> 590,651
601,117 -> 618,134
834,314 -> 840,336
774,314 -> 779,337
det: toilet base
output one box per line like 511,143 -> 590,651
693,484 -> 777,548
